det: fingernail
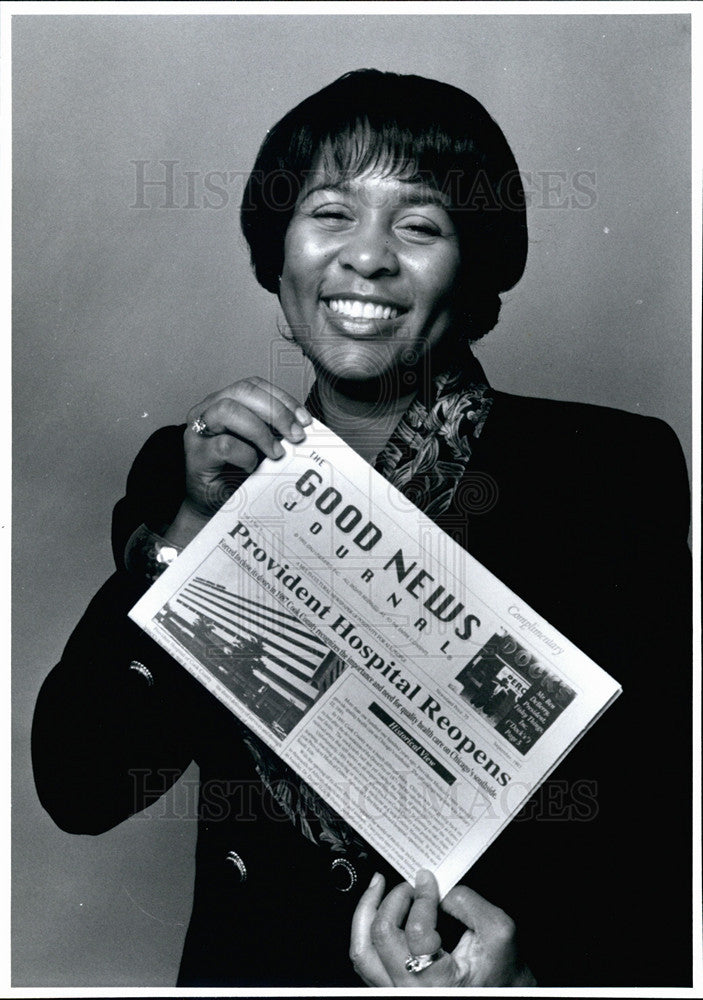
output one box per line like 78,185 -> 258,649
295,407 -> 312,426
415,869 -> 432,887
289,422 -> 305,442
369,872 -> 382,888
272,440 -> 285,459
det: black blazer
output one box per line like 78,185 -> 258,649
32,391 -> 692,987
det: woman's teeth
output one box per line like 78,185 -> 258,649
328,299 -> 399,320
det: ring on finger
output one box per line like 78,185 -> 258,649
404,949 -> 445,974
191,415 -> 215,437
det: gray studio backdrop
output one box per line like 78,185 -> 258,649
12,13 -> 691,987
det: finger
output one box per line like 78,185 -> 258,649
190,377 -> 310,421
441,885 -> 518,984
228,381 -> 307,442
192,379 -> 310,442
195,399 -> 287,461
441,884 -> 506,934
185,437 -> 260,512
405,869 -> 443,957
243,377 -> 313,425
370,881 -> 414,972
405,950 -> 458,987
206,434 -> 261,475
371,879 -> 457,987
349,873 -> 392,986
350,872 -> 386,955
187,421 -> 268,473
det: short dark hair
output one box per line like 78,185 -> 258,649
241,69 -> 527,342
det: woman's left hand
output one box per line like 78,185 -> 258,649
350,869 -> 536,987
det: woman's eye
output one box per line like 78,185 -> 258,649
312,208 -> 353,227
399,219 -> 442,240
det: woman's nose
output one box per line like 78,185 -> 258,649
336,221 -> 399,278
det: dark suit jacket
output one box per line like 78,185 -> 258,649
32,391 -> 693,987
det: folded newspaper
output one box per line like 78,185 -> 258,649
130,420 -> 621,897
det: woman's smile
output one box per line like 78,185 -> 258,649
321,294 -> 408,338
279,170 -> 461,380
326,297 -> 403,322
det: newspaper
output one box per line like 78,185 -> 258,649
130,420 -> 621,897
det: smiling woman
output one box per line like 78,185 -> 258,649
280,173 -> 461,390
31,69 -> 691,988
239,69 -> 527,463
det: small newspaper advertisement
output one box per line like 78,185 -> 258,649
130,420 -> 621,897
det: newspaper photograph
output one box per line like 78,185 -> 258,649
130,421 -> 622,897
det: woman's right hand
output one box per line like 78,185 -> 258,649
165,377 -> 312,546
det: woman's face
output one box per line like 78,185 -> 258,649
279,166 -> 462,386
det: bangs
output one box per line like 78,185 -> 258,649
315,117 -> 430,187
286,103 -> 475,199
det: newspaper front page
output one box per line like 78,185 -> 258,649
130,421 -> 621,896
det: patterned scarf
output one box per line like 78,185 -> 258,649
371,361 -> 493,515
237,356 -> 493,858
